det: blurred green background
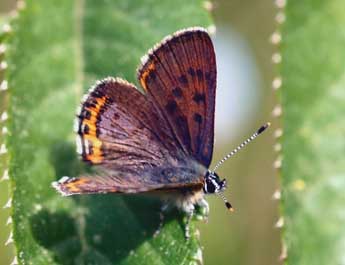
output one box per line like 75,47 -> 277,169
0,0 -> 279,264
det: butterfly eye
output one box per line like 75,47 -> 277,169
204,177 -> 216,193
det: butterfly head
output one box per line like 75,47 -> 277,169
203,123 -> 271,212
203,170 -> 234,212
203,170 -> 227,194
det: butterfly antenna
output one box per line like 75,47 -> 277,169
213,122 -> 271,172
217,192 -> 234,212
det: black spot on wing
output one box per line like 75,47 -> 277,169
205,71 -> 215,90
178,74 -> 188,85
84,102 -> 96,108
80,109 -> 91,120
166,100 -> 178,114
113,113 -> 120,120
187,67 -> 196,77
193,113 -> 202,124
196,69 -> 203,81
149,70 -> 157,80
172,87 -> 183,98
193,92 -> 205,104
84,124 -> 90,134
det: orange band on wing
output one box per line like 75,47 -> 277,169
64,178 -> 91,193
53,176 -> 120,195
139,63 -> 155,91
81,96 -> 109,163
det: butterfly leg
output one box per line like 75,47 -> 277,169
183,203 -> 195,240
196,198 -> 209,223
153,203 -> 169,238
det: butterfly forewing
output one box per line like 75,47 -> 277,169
76,77 -> 182,170
138,27 -> 216,167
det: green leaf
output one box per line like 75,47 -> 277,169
5,0 -> 212,264
1,14 -> 16,265
280,1 -> 345,264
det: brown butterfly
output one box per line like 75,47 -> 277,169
52,27 -> 269,238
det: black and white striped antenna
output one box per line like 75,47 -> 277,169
217,192 -> 234,212
212,122 -> 271,172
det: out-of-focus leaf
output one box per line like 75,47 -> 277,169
0,17 -> 15,265
280,1 -> 345,264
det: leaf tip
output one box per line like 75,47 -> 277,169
272,105 -> 282,117
272,52 -> 282,64
5,231 -> 13,246
275,0 -> 286,9
0,61 -> 8,70
272,189 -> 281,200
190,246 -> 203,265
3,197 -> 12,209
276,12 -> 286,24
0,80 -> 8,91
10,256 -> 18,265
6,216 -> 12,225
275,217 -> 284,228
273,157 -> 282,169
274,128 -> 283,138
272,76 -> 282,91
202,1 -> 214,12
270,31 -> 282,45
1,169 -> 9,181
1,111 -> 8,121
0,143 -> 8,155
0,44 -> 6,55
2,23 -> 12,34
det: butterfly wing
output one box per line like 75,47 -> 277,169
75,77 -> 181,169
53,77 -> 205,195
137,27 -> 217,168
53,165 -> 205,196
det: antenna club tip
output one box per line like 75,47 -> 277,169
257,122 -> 271,134
225,202 -> 234,212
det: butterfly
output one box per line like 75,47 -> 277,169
52,27 -> 269,238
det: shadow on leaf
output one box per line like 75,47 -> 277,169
30,209 -> 82,265
30,140 -> 179,264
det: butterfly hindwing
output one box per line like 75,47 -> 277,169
53,164 -> 206,196
137,27 -> 217,168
